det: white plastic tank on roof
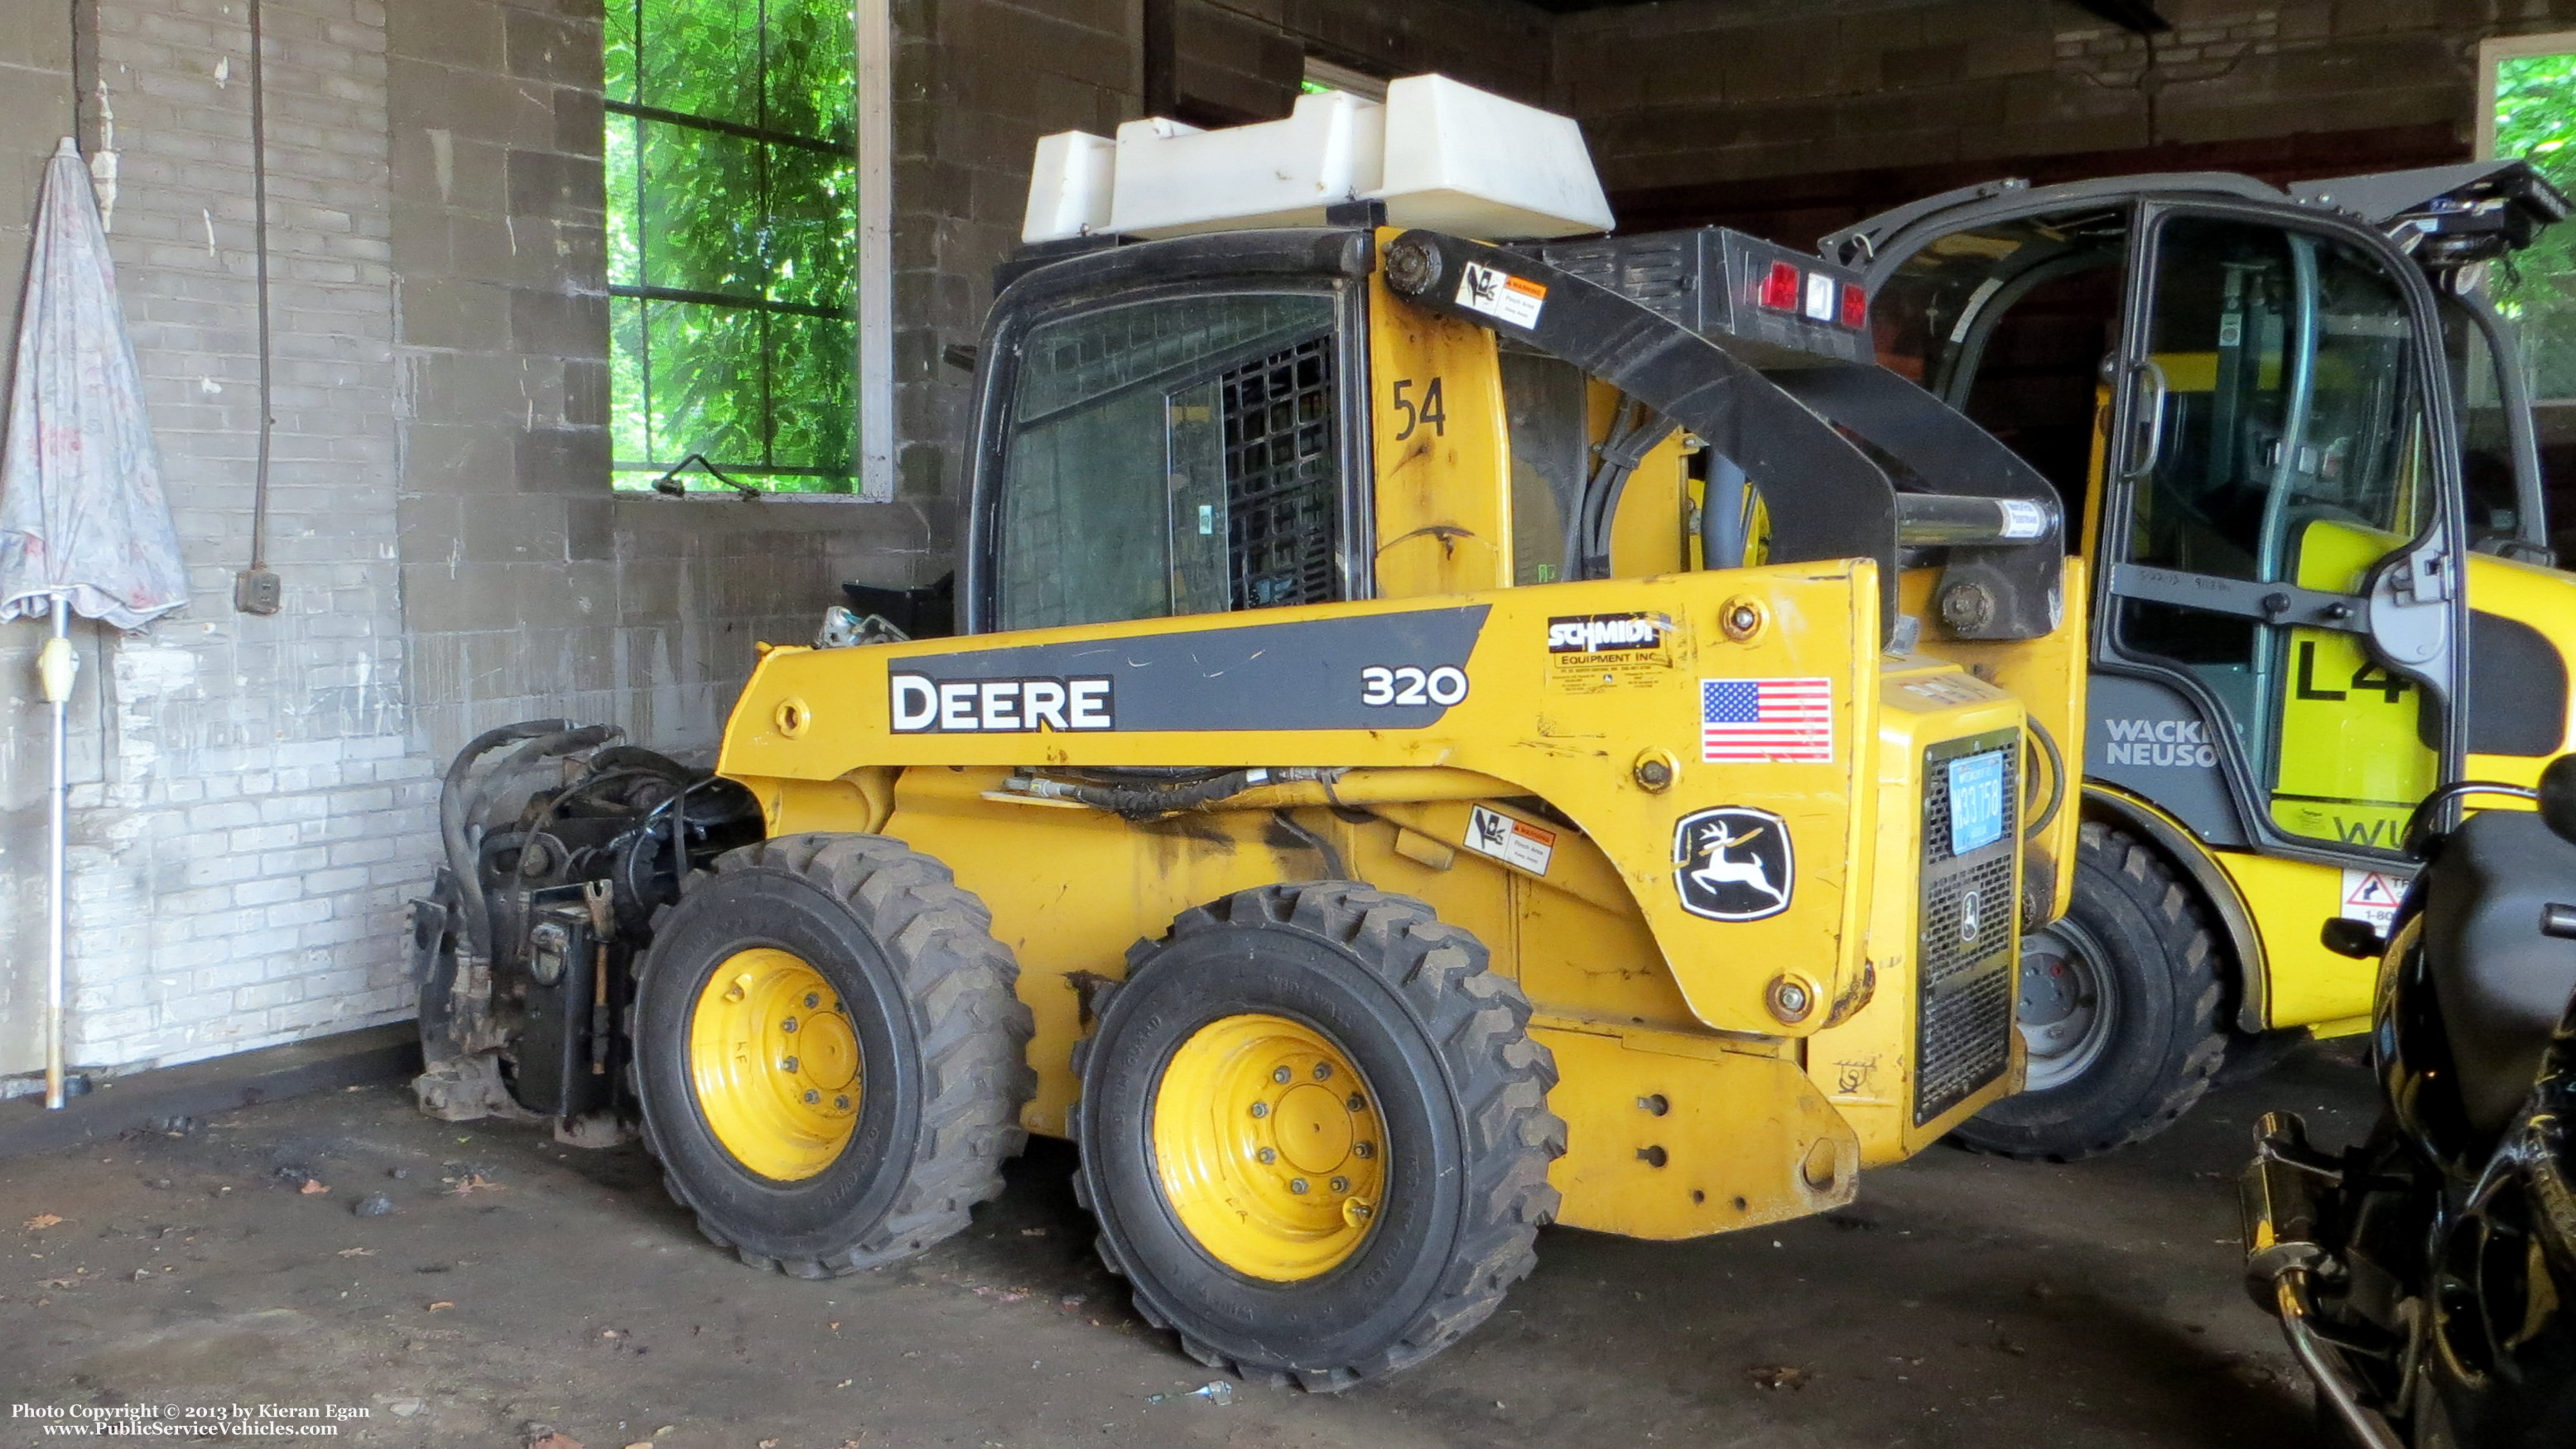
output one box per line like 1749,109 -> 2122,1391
1019,75 -> 1614,246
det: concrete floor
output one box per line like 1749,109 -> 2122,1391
3,1044 -> 2373,1448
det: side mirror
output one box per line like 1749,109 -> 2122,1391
2542,754 -> 2576,849
2320,917 -> 2386,960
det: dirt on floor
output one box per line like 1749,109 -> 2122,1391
1,1042 -> 2372,1449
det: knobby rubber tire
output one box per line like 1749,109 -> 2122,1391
1070,882 -> 1566,1392
1954,820 -> 2230,1161
629,833 -> 1035,1277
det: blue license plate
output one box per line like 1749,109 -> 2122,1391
1948,750 -> 2008,855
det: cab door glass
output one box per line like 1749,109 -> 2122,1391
996,292 -> 1340,631
2446,303 -> 2528,550
1869,208 -> 2131,552
2117,215 -> 2438,849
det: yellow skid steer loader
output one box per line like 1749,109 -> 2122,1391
407,79 -> 2084,1387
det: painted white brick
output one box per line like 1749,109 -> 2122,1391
300,866 -> 368,897
262,898 -> 335,930
186,801 -> 260,831
257,846 -> 331,876
225,932 -> 302,962
325,837 -> 398,867
234,878 -> 301,907
226,824 -> 301,854
231,980 -> 303,1012
192,960 -> 269,994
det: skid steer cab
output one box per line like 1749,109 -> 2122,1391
1836,160 -> 2576,1161
407,76 -> 2082,1389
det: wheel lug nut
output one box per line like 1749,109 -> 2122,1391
803,993 -> 821,1009
802,1090 -> 821,1105
834,1095 -> 850,1110
781,1018 -> 798,1033
1289,1178 -> 1309,1194
1272,1066 -> 1293,1085
1257,1148 -> 1277,1164
1346,1093 -> 1366,1112
1329,1176 -> 1349,1193
1249,1102 -> 1269,1119
781,1056 -> 799,1072
1354,1141 -> 1374,1158
1312,1062 -> 1332,1081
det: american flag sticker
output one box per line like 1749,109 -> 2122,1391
1700,677 -> 1835,763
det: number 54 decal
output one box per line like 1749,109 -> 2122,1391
1361,665 -> 1470,707
1389,377 -> 1446,440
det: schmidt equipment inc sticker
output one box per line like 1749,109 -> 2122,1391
1547,612 -> 1675,695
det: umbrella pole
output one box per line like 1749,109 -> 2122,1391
41,595 -> 71,1110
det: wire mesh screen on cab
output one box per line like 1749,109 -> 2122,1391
1223,335 -> 1340,610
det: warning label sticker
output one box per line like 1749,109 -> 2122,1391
1455,262 -> 1547,330
2339,868 -> 2409,932
1464,805 -> 1556,876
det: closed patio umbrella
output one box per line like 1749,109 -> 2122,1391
0,138 -> 187,1109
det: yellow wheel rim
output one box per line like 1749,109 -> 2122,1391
688,948 -> 861,1182
1149,1013 -> 1386,1282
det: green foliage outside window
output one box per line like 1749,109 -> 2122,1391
605,0 -> 859,493
2492,52 -> 2576,400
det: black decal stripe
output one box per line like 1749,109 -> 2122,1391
888,606 -> 1490,732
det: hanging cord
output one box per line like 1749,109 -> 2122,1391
235,0 -> 279,613
1572,397 -> 1678,580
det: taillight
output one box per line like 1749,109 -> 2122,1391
1840,282 -> 1867,330
1758,260 -> 1800,311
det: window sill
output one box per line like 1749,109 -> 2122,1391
611,489 -> 893,504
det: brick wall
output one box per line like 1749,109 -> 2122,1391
0,4 -> 80,1077
20,0 -> 442,1072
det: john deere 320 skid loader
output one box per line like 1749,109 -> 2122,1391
408,77 -> 2083,1389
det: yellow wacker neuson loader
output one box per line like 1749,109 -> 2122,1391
407,77 -> 2086,1387
1824,161 -> 2576,1159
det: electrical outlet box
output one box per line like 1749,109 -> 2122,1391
234,569 -> 282,614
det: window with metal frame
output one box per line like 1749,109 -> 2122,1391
605,0 -> 858,494
2481,34 -> 2576,403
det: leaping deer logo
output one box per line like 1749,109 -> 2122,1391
1688,822 -> 1787,911
1673,806 -> 1794,922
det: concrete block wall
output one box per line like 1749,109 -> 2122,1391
1561,0 -> 2576,236
890,0 -> 1553,518
388,0 -> 932,765
1,0 -> 444,1076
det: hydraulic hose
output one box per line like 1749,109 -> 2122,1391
1009,767 -> 1346,820
436,720 -> 590,959
2024,715 -> 2066,839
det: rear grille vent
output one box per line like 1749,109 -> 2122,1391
1914,729 -> 2021,1125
